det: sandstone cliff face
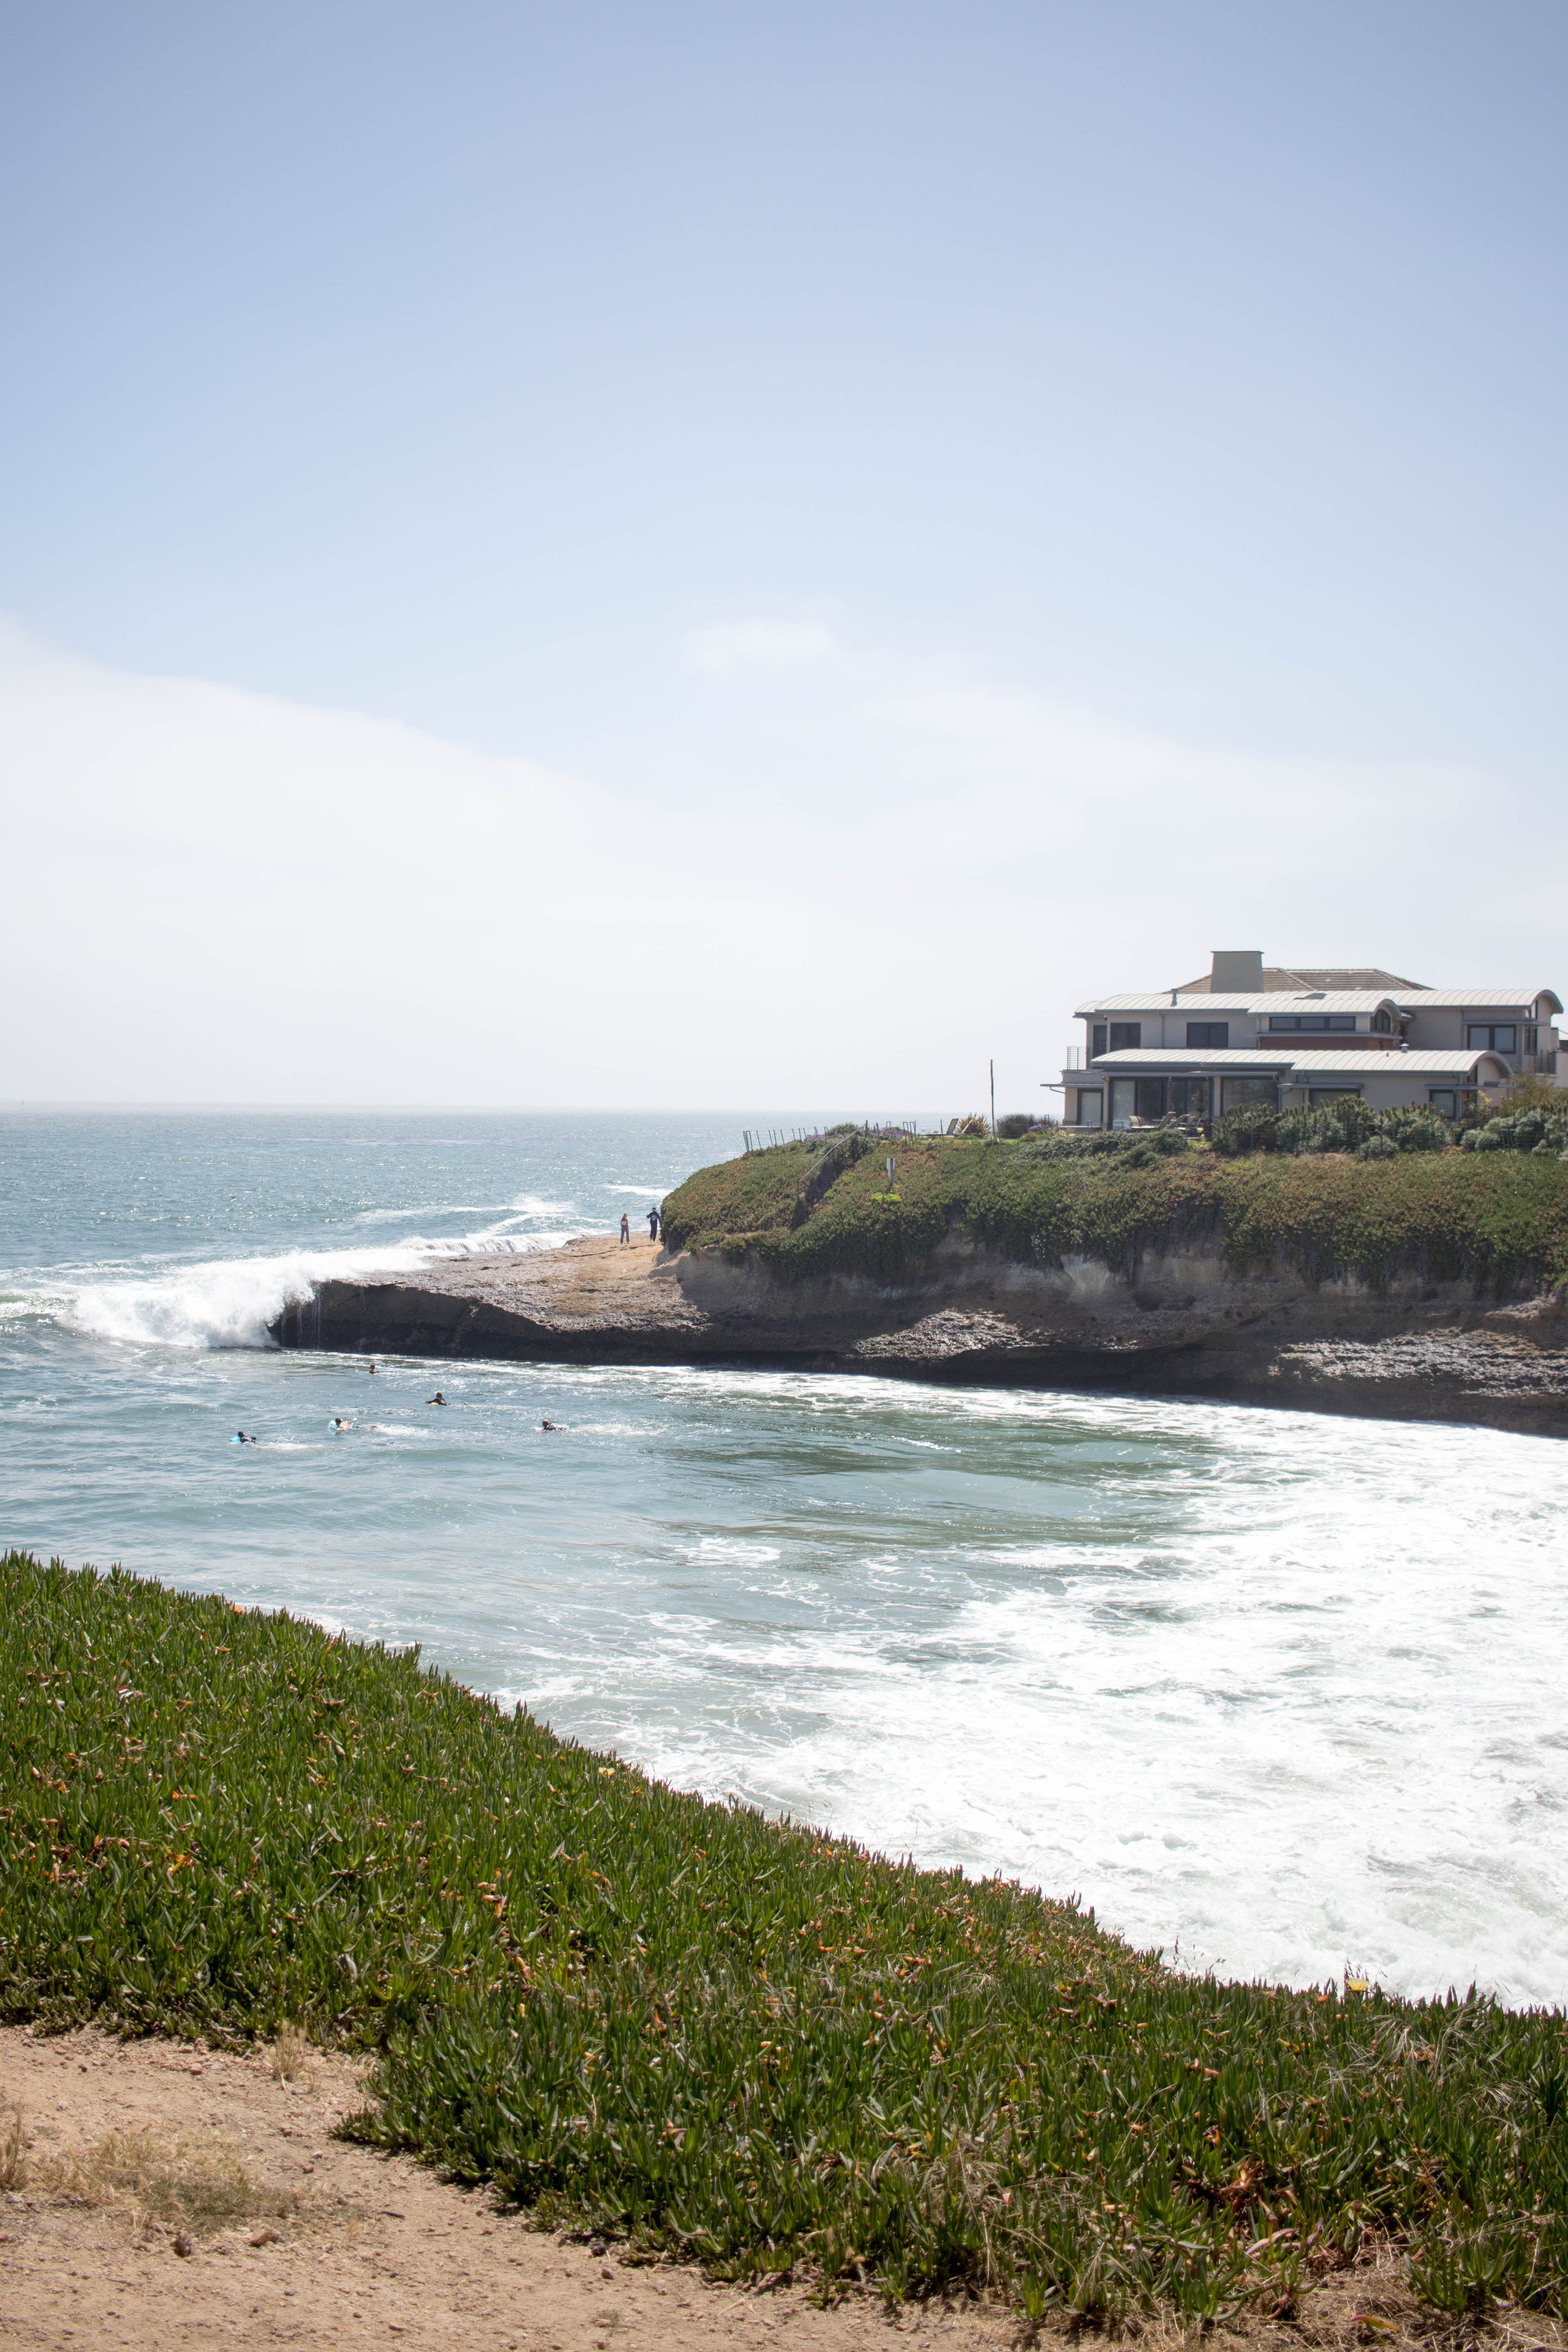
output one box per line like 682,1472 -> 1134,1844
269,1231 -> 1568,1437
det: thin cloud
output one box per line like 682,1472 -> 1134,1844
683,619 -> 840,676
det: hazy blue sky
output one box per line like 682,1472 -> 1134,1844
3,3 -> 1564,1105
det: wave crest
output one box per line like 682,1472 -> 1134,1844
51,1224 -> 575,1352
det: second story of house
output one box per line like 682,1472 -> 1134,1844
1068,951 -> 1562,1080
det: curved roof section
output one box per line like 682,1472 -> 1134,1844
1281,1050 -> 1508,1075
1393,988 -> 1563,1013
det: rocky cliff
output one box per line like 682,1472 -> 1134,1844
269,1230 -> 1568,1436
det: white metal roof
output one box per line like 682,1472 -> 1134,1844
1391,988 -> 1563,1013
1073,993 -> 1262,1015
1258,992 -> 1405,1014
1075,990 -> 1407,1016
1083,1048 -> 1503,1076
1281,1050 -> 1499,1074
1077,985 -> 1562,1018
1088,1050 -> 1294,1067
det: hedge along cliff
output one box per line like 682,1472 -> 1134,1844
272,1138 -> 1568,1435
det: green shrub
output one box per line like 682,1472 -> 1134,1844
1461,1111 -> 1568,1157
1210,1105 -> 1280,1156
6,1552 -> 1568,2318
996,1113 -> 1035,1139
1216,1102 -> 1457,1160
1357,1134 -> 1398,1160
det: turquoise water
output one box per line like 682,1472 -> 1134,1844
3,1109 -> 1566,2007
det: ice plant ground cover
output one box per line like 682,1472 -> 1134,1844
3,1552 -> 1566,2321
659,1132 -> 1568,1292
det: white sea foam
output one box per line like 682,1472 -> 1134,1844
45,1220 -> 576,1352
351,1194 -> 575,1225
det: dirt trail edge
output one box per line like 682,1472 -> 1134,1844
268,1234 -> 1568,1437
6,2026 -> 1556,2352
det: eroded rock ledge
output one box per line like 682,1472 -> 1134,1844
267,1232 -> 1568,1437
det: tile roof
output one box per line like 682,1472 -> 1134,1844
1176,964 -> 1423,994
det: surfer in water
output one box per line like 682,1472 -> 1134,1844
232,1430 -> 256,1445
427,1391 -> 448,1406
332,1417 -> 350,1433
541,1417 -> 561,1431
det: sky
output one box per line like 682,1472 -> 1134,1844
2,1 -> 1564,1109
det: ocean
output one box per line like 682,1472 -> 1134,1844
2,1108 -> 1565,2007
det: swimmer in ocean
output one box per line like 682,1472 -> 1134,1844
233,1430 -> 255,1445
427,1391 -> 447,1406
541,1417 -> 560,1431
368,1360 -> 377,1374
332,1417 -> 350,1432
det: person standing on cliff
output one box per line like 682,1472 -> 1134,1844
646,1206 -> 660,1242
619,1211 -> 630,1244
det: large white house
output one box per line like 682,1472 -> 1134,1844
1055,950 -> 1563,1130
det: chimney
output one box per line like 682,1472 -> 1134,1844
1210,949 -> 1264,993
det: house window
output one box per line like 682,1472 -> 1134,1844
1221,1076 -> 1278,1114
1185,1022 -> 1229,1047
1074,1089 -> 1103,1128
1467,1024 -> 1517,1052
1168,1076 -> 1210,1120
1109,1079 -> 1136,1129
1370,1009 -> 1392,1033
1308,1087 -> 1363,1106
1091,1024 -> 1107,1057
1428,1090 -> 1457,1120
1268,1013 -> 1357,1032
1524,1027 -> 1538,1053
1109,1022 -> 1141,1050
1135,1078 -> 1167,1122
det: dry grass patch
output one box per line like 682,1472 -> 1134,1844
31,2122 -> 299,2235
269,2020 -> 314,2084
0,2098 -> 24,2190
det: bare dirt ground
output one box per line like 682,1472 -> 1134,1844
5,2028 -> 1564,2352
413,1236 -> 707,1335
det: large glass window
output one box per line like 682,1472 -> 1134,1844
1109,1079 -> 1137,1129
1074,1089 -> 1103,1128
1221,1076 -> 1278,1114
1134,1078 -> 1167,1122
1109,1022 -> 1141,1050
1308,1087 -> 1362,1106
1185,1022 -> 1229,1047
1168,1076 -> 1210,1120
1269,1013 -> 1357,1032
1091,1024 -> 1107,1057
1428,1090 -> 1457,1120
1370,1009 -> 1393,1033
1467,1024 -> 1517,1051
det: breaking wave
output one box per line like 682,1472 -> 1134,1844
32,1220 -> 577,1353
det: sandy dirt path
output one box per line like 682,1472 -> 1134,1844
0,2026 -> 1001,2352
3,2026 -> 1561,2352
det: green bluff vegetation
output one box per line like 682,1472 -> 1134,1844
657,1108 -> 1568,1299
4,1553 -> 1568,2323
